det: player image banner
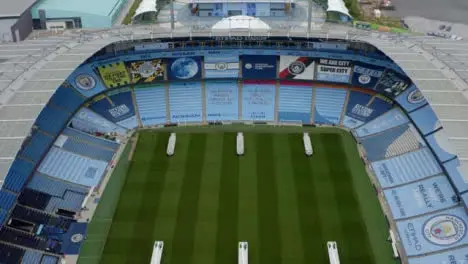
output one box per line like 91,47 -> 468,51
127,59 -> 165,84
315,58 -> 352,83
278,56 -> 315,79
167,56 -> 202,80
351,62 -> 385,89
204,55 -> 239,78
374,69 -> 412,98
242,55 -> 277,79
96,62 -> 131,89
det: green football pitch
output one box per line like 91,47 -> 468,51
78,127 -> 398,264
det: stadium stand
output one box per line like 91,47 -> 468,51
354,108 -> 409,138
61,128 -> 119,150
69,108 -> 128,135
0,190 -> 16,225
278,82 -> 313,123
313,87 -> 347,125
48,86 -> 86,114
169,82 -> 203,123
3,159 -> 35,193
205,80 -> 239,121
55,134 -> 116,161
18,131 -> 55,164
242,81 -> 276,121
89,89 -> 138,129
134,85 -> 168,126
34,105 -> 71,136
359,124 -> 425,161
0,243 -> 25,264
342,90 -> 373,128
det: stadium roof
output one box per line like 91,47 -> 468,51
326,0 -> 352,18
133,0 -> 158,20
0,25 -> 468,183
0,0 -> 38,17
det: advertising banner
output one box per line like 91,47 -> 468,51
70,108 -> 127,135
205,80 -> 239,121
375,69 -> 412,98
408,247 -> 468,264
278,56 -> 315,80
242,81 -> 276,121
68,64 -> 106,98
242,55 -> 277,79
315,58 -> 352,83
167,56 -> 202,80
396,207 -> 468,256
354,108 -> 409,138
394,84 -> 427,112
127,59 -> 165,84
409,104 -> 442,135
204,55 -> 239,78
96,62 -> 131,89
351,63 -> 385,89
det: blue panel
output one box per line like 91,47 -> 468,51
0,190 -> 16,224
394,84 -> 427,112
49,86 -> 85,113
241,81 -> 275,121
35,105 -> 71,135
462,193 -> 468,211
371,148 -> 442,188
167,57 -> 202,80
62,128 -> 119,150
396,207 -> 468,256
67,64 -> 106,98
242,55 -> 277,79
46,191 -> 86,213
315,58 -> 352,83
205,80 -> 239,121
70,108 -> 127,135
21,250 -> 42,264
354,108 -> 408,137
384,175 -> 457,219
426,130 -> 457,163
61,135 -> 116,161
41,255 -> 59,264
409,104 -> 442,135
88,88 -> 137,128
204,54 -> 239,78
169,82 -> 202,123
134,85 -> 167,126
351,62 -> 385,89
278,83 -> 312,123
38,147 -> 108,187
4,159 -> 35,193
444,159 -> 468,193
28,173 -> 88,197
374,69 -> 412,98
408,246 -> 468,264
342,91 -> 372,128
18,131 -> 54,163
313,87 -> 347,125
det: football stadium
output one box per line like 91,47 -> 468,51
0,24 -> 468,264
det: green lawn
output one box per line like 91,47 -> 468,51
79,127 -> 398,264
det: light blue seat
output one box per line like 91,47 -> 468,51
313,88 -> 347,125
40,255 -> 59,264
371,148 -> 442,188
169,82 -> 202,123
134,85 -> 167,126
21,250 -> 42,264
241,82 -> 275,121
38,147 -> 108,187
278,84 -> 312,123
60,136 -> 115,161
205,80 -> 239,121
3,159 -> 35,193
46,191 -> 86,213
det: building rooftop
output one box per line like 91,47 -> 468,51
0,0 -> 38,17
31,0 -> 123,18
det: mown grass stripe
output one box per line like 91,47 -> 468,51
288,133 -> 326,263
215,133 -> 239,263
322,133 -> 375,263
273,134 -> 304,264
256,133 -> 281,264
171,133 -> 207,264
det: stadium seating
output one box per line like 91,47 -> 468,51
46,191 -> 86,213
169,82 -> 203,123
3,158 -> 35,193
313,88 -> 347,125
205,80 -> 239,121
49,87 -> 85,114
34,105 -> 71,136
88,89 -> 138,129
242,81 -> 276,121
61,128 -> 119,150
57,135 -> 116,161
28,173 -> 89,197
21,250 -> 43,264
18,131 -> 54,163
0,227 -> 48,250
371,148 -> 442,188
70,108 -> 128,136
0,190 -> 16,224
41,255 -> 59,264
354,108 -> 409,138
18,189 -> 51,211
342,91 -> 373,128
0,243 -> 24,264
360,124 -> 425,161
38,147 -> 108,187
278,83 -> 313,123
134,85 -> 167,126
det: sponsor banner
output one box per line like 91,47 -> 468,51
97,62 -> 131,88
375,69 -> 412,98
394,84 -> 427,112
396,207 -> 468,256
242,55 -> 277,79
205,80 -> 239,121
315,58 -> 352,83
242,82 -> 276,121
355,108 -> 408,137
384,175 -> 457,220
204,55 -> 239,78
278,56 -> 315,80
444,159 -> 468,193
408,246 -> 468,264
67,64 -> 106,98
351,63 -> 385,89
409,104 -> 442,135
127,59 -> 165,84
88,89 -> 136,124
70,108 -> 127,135
425,130 -> 457,163
167,56 -> 202,80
